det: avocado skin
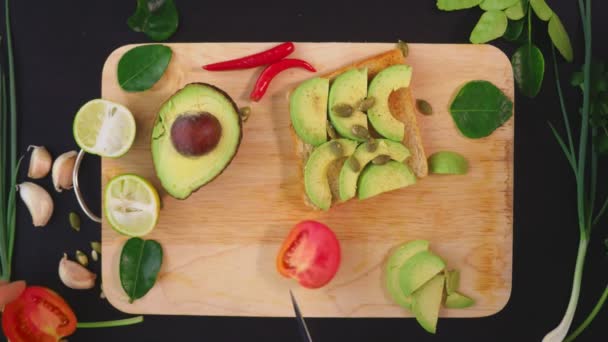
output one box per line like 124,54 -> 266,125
151,82 -> 243,200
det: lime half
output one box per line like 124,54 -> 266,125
73,99 -> 136,157
104,174 -> 160,237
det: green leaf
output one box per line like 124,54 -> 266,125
529,0 -> 553,21
449,80 -> 513,138
512,44 -> 545,97
437,0 -> 483,11
503,18 -> 525,41
504,0 -> 527,20
571,71 -> 584,87
594,132 -> 608,156
548,15 -> 573,62
470,10 -> 508,44
120,237 -> 163,303
128,0 -> 179,41
480,0 -> 518,11
117,44 -> 172,92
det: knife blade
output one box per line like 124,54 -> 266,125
289,289 -> 313,342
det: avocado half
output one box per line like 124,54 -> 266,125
151,83 -> 242,199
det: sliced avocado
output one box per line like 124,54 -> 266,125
151,83 -> 242,199
328,68 -> 369,141
445,270 -> 460,296
399,250 -> 446,296
368,65 -> 413,142
411,274 -> 445,334
338,139 -> 410,201
290,77 -> 329,146
428,151 -> 469,175
384,240 -> 429,309
304,139 -> 358,210
358,161 -> 416,200
444,292 -> 475,309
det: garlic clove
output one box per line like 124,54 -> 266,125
52,150 -> 77,192
27,145 -> 52,179
17,182 -> 54,227
58,253 -> 96,290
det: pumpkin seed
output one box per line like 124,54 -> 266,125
91,250 -> 99,262
327,121 -> 339,139
239,106 -> 251,122
372,154 -> 391,165
332,103 -> 353,117
416,99 -> 433,115
397,40 -> 409,57
329,141 -> 344,157
69,212 -> 81,232
76,250 -> 89,267
348,157 -> 361,172
351,125 -> 370,139
357,97 -> 376,111
90,241 -> 101,254
366,138 -> 379,152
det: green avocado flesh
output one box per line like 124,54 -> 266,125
445,270 -> 460,296
385,240 -> 429,309
151,83 -> 242,199
444,292 -> 475,309
290,77 -> 329,146
358,161 -> 416,200
412,274 -> 445,334
428,151 -> 469,175
368,64 -> 412,142
338,139 -> 410,202
304,139 -> 358,210
328,68 -> 369,141
399,250 -> 446,296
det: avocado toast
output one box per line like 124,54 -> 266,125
290,48 -> 428,210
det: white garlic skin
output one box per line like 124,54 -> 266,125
52,150 -> 77,192
17,182 -> 54,227
27,145 -> 52,179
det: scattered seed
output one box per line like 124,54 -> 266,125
372,155 -> 391,165
366,138 -> 379,153
69,212 -> 80,232
416,99 -> 433,115
327,121 -> 339,139
76,250 -> 89,267
357,97 -> 376,111
91,241 -> 101,254
329,141 -> 344,157
239,106 -> 251,122
349,157 -> 361,172
351,125 -> 370,139
332,103 -> 353,117
91,250 -> 99,262
397,40 -> 409,58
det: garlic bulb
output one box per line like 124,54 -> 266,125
17,182 -> 54,227
58,253 -> 96,290
52,150 -> 77,192
27,145 -> 52,179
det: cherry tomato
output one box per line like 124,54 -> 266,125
2,286 -> 77,342
276,220 -> 341,289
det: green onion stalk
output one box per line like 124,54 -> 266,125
543,0 -> 608,341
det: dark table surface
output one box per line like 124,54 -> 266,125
4,0 -> 608,341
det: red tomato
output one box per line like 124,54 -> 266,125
2,286 -> 77,342
276,220 -> 341,289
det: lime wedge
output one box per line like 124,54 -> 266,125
104,174 -> 160,237
428,151 -> 469,175
73,99 -> 136,157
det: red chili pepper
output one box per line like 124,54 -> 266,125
250,59 -> 316,101
202,42 -> 295,71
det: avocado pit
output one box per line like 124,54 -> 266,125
170,112 -> 222,156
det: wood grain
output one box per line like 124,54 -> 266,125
100,43 -> 514,317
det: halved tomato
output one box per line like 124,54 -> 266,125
2,286 -> 77,342
276,220 -> 341,289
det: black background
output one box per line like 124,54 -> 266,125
3,0 -> 608,341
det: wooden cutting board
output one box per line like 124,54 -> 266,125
100,43 -> 513,317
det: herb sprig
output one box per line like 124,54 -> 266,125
543,1 -> 608,341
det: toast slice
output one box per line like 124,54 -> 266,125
291,48 -> 428,208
